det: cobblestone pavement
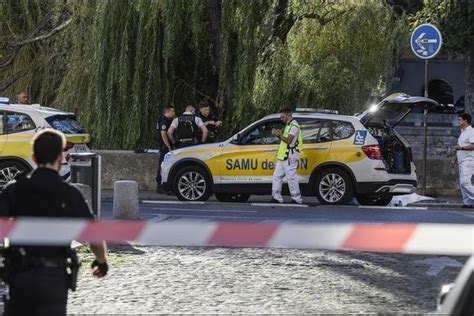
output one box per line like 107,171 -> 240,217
68,245 -> 466,314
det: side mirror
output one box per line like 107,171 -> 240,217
231,133 -> 241,144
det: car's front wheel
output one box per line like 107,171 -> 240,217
356,194 -> 393,206
214,193 -> 251,203
0,161 -> 29,190
314,168 -> 354,205
173,166 -> 212,201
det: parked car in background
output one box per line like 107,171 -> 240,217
0,102 -> 90,189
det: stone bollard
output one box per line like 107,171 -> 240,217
113,180 -> 139,219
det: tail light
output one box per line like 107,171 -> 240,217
362,145 -> 382,160
64,141 -> 74,152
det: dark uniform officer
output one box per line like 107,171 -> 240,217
0,129 -> 108,316
168,105 -> 208,148
155,105 -> 176,193
198,102 -> 222,143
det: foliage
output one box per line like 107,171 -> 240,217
0,0 -> 406,149
409,0 -> 474,55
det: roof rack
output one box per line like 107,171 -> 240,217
294,107 -> 339,115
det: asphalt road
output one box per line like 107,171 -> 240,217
100,198 -> 474,224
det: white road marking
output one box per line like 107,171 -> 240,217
358,206 -> 428,210
453,211 -> 474,218
251,203 -> 309,208
152,207 -> 256,213
148,213 -> 344,221
143,200 -> 205,205
148,215 -> 171,222
414,257 -> 463,276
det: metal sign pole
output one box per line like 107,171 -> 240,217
410,23 -> 442,196
423,59 -> 429,195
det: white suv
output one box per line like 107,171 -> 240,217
161,94 -> 439,205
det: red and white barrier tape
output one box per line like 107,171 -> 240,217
0,218 -> 473,255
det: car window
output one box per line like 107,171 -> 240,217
6,111 -> 36,133
46,115 -> 87,134
332,120 -> 354,140
0,112 -> 5,135
240,121 -> 284,145
300,120 -> 332,144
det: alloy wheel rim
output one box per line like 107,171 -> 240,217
0,166 -> 22,187
178,171 -> 206,201
319,173 -> 346,203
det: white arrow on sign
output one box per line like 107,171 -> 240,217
416,32 -> 426,50
415,257 -> 463,276
419,38 -> 438,44
415,32 -> 439,57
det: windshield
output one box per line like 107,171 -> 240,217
46,115 -> 87,134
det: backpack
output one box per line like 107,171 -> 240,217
177,115 -> 198,145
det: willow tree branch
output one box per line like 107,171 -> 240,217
0,48 -> 20,68
0,68 -> 30,93
261,5 -> 354,64
175,76 -> 217,105
10,17 -> 73,48
0,49 -> 60,94
0,17 -> 73,69
298,7 -> 355,26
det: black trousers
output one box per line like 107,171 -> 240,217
4,268 -> 68,316
155,147 -> 169,187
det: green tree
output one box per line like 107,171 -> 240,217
0,0 -> 408,149
411,0 -> 474,113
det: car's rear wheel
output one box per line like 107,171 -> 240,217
173,166 -> 212,201
356,194 -> 393,206
0,161 -> 29,189
314,168 -> 354,205
214,193 -> 251,203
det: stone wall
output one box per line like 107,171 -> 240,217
396,113 -> 460,195
96,150 -> 159,192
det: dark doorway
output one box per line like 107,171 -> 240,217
424,79 -> 454,105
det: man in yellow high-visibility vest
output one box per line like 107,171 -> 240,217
271,108 -> 303,204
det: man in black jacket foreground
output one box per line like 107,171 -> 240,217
0,129 -> 108,316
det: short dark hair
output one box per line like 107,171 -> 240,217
32,130 -> 66,165
279,108 -> 293,114
459,113 -> 472,124
199,102 -> 210,109
163,105 -> 175,113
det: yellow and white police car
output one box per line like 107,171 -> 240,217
161,94 -> 439,205
0,100 -> 90,188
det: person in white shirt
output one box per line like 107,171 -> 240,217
168,105 -> 208,148
455,113 -> 474,208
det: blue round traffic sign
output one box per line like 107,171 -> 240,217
410,23 -> 443,59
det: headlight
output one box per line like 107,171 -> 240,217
163,152 -> 174,163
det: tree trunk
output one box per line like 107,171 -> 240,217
465,43 -> 474,114
206,0 -> 222,102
